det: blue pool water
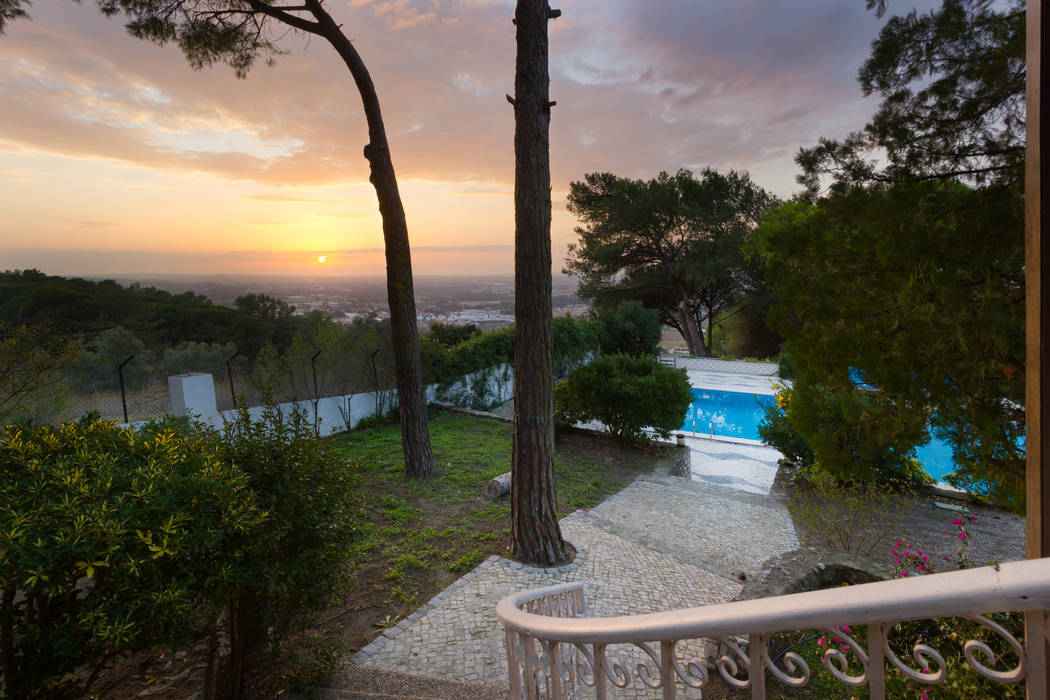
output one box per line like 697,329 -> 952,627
914,439 -> 956,482
681,388 -> 775,441
682,387 -> 962,482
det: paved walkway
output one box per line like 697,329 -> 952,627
346,473 -> 799,698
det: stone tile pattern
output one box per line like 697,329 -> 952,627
684,438 -> 783,496
348,475 -> 799,699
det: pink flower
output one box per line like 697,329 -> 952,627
921,555 -> 928,561
952,517 -> 964,526
901,570 -> 909,576
958,532 -> 967,539
895,557 -> 902,563
817,636 -> 826,647
896,540 -> 903,546
840,625 -> 851,633
969,515 -> 977,523
840,644 -> 849,652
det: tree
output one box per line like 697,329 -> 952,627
2,0 -> 436,477
752,181 -> 1025,508
555,354 -> 692,443
0,323 -> 82,425
565,169 -> 777,357
594,300 -> 661,358
234,293 -> 294,320
425,321 -> 481,348
509,0 -> 572,566
760,0 -> 1028,510
798,0 -> 1025,195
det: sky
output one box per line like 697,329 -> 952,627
0,0 -> 902,277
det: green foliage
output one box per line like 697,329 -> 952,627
798,0 -> 1024,194
216,403 -> 362,658
787,468 -> 913,555
752,181 -> 1023,507
565,168 -> 777,357
425,321 -> 480,347
426,318 -> 600,409
594,300 -> 661,357
556,353 -> 692,442
756,385 -> 814,469
234,293 -> 294,320
786,381 -> 932,489
0,323 -> 83,426
0,418 -> 262,697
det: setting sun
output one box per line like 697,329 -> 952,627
317,255 -> 327,263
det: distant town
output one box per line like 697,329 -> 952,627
97,273 -> 591,329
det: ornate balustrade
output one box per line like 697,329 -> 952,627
495,558 -> 1050,699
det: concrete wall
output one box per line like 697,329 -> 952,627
167,372 -> 393,435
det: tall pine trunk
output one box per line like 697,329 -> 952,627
314,6 -> 436,478
509,0 -> 572,566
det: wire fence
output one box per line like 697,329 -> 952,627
46,348 -> 398,426
661,356 -> 779,376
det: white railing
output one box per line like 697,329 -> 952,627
496,558 -> 1050,699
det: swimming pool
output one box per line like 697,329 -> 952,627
681,388 -> 775,441
682,387 -> 961,481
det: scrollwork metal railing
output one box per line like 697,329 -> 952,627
495,558 -> 1050,699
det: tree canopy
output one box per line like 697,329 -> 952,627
752,181 -> 1025,506
798,0 -> 1025,195
565,168 -> 777,357
751,0 -> 1028,511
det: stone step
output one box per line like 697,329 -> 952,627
285,664 -> 509,700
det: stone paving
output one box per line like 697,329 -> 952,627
346,473 -> 799,698
683,437 -> 782,495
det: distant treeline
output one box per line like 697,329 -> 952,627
0,268 -> 320,360
0,269 -> 607,424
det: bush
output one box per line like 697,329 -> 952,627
759,382 -> 932,489
556,353 -> 692,442
593,301 -> 661,357
0,418 -> 262,697
216,403 -> 362,696
757,385 -> 815,468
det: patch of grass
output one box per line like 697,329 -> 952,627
447,549 -> 487,573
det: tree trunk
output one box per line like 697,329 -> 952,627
509,0 -> 572,566
677,299 -> 707,356
313,4 -> 436,477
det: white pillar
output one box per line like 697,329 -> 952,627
168,373 -> 219,423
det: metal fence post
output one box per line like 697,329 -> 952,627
311,349 -> 322,400
226,350 -> 240,408
117,355 -> 134,423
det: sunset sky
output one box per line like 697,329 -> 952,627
0,0 -> 909,277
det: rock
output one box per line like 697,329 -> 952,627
734,548 -> 888,601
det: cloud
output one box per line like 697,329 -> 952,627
0,0 -> 901,202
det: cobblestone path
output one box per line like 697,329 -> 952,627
345,473 -> 799,697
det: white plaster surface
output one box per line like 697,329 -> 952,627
685,370 -> 787,395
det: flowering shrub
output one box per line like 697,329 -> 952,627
883,516 -> 1023,699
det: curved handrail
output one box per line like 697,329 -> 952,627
496,558 -> 1050,645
